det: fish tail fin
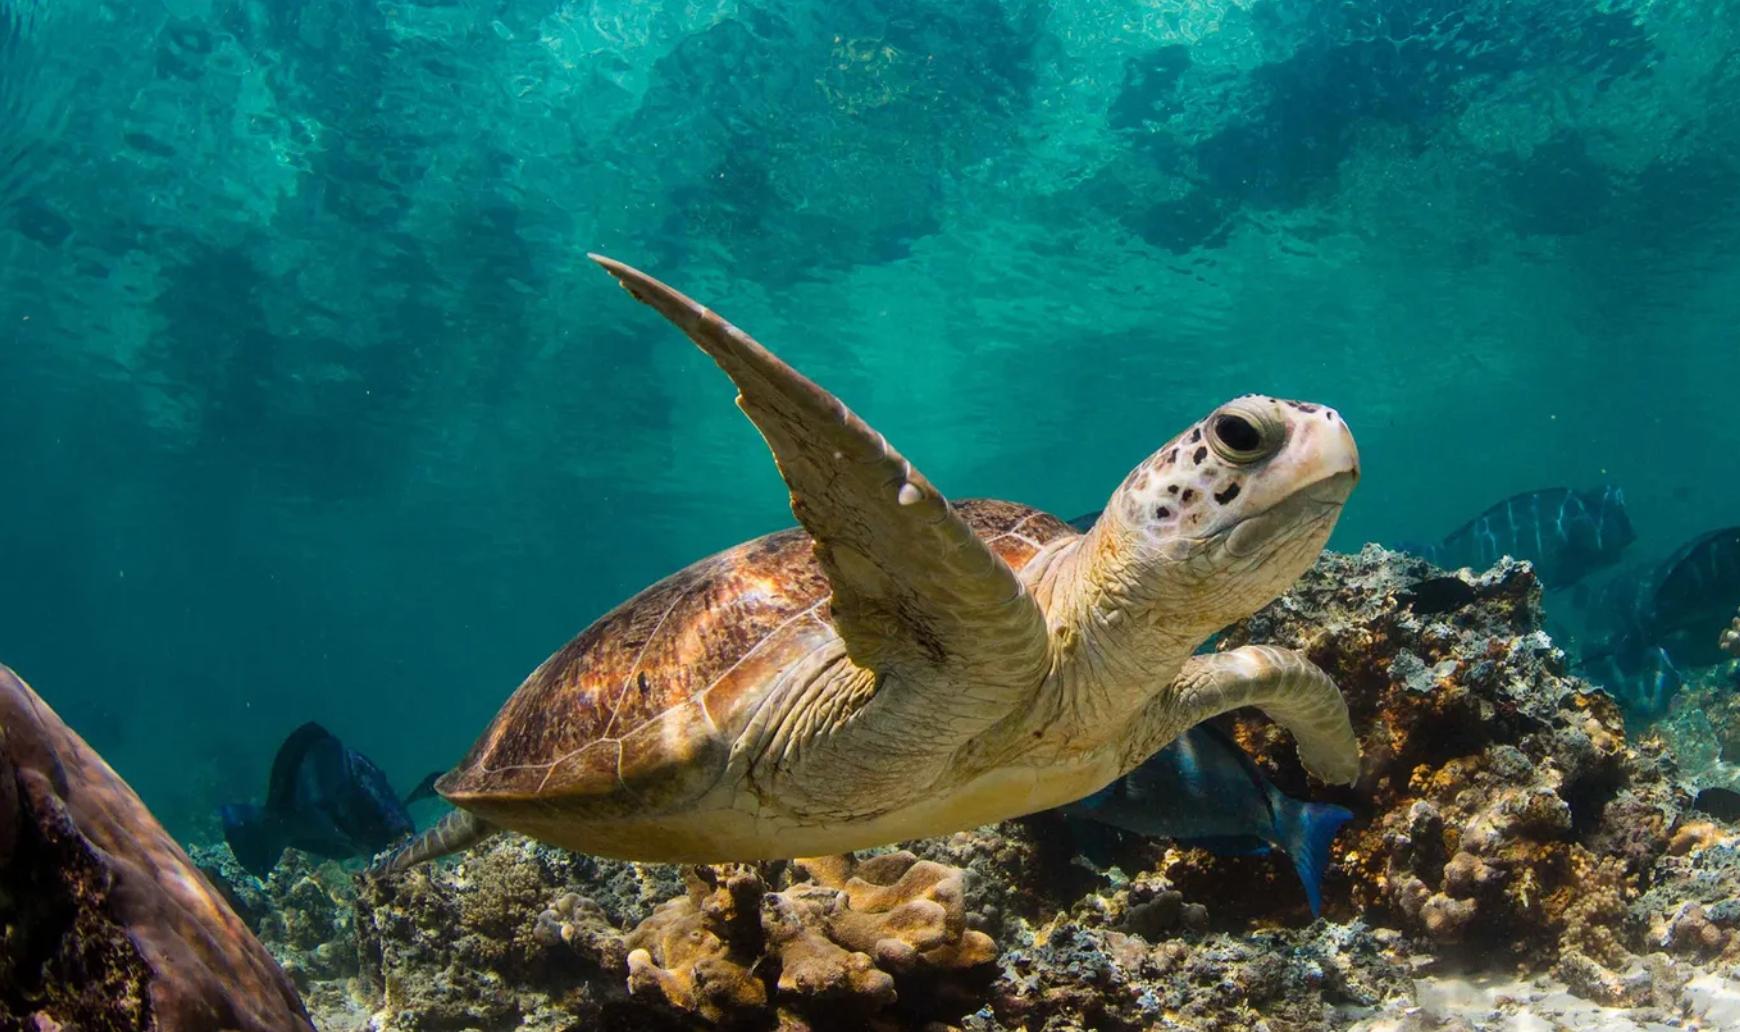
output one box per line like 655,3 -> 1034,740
1276,801 -> 1354,918
371,808 -> 497,875
220,803 -> 285,879
402,769 -> 447,806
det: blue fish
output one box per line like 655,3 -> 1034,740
221,722 -> 415,877
1057,724 -> 1354,917
1403,486 -> 1634,590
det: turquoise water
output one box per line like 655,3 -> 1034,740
1,0 -> 1737,839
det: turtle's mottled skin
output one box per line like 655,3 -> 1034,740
384,258 -> 1362,870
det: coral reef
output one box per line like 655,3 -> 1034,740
350,837 -> 665,1030
178,546 -> 1740,1029
1637,829 -> 1740,966
1723,609 -> 1740,658
982,912 -> 1413,1030
1216,548 -> 1680,964
189,844 -> 369,1026
616,851 -> 997,1028
0,664 -> 313,1031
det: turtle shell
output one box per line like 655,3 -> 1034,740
438,498 -> 1075,820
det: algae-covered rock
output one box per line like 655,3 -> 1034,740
1215,546 -> 1680,961
191,844 -> 368,1027
0,664 -> 313,1031
353,836 -> 655,1030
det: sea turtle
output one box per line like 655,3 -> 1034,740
382,256 -> 1361,871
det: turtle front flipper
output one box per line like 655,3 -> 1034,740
590,257 -> 1051,724
1167,646 -> 1359,785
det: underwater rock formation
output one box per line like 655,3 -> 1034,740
350,837 -> 664,1030
0,664 -> 313,1031
1637,827 -> 1740,966
983,910 -> 1413,1030
186,545 -> 1740,1029
1218,548 -> 1679,961
329,842 -> 998,1029
189,844 -> 367,1025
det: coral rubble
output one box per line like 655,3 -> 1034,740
183,546 -> 1740,1029
0,664 -> 313,1031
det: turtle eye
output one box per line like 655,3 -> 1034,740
1208,405 -> 1282,464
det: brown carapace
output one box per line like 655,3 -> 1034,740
443,501 -> 1073,815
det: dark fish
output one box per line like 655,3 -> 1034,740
1639,527 -> 1740,665
220,723 -> 415,877
1404,486 -> 1635,589
1587,525 -> 1740,672
1057,724 -> 1353,917
1694,787 -> 1740,823
1398,575 -> 1479,616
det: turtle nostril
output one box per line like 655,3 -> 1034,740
1215,414 -> 1261,452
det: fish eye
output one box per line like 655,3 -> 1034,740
1208,406 -> 1282,464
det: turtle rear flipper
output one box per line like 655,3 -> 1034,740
373,808 -> 497,874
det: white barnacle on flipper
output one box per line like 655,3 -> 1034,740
898,483 -> 923,506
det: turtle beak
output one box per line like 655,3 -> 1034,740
1287,407 -> 1359,507
1220,407 -> 1356,558
1303,470 -> 1357,508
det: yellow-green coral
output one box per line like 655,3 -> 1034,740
617,852 -> 995,1023
621,866 -> 768,1022
796,851 -> 998,971
1556,855 -> 1634,969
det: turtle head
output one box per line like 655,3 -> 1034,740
1091,395 -> 1359,638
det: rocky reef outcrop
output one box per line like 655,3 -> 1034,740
186,546 -> 1740,1030
1217,549 -> 1680,965
0,664 -> 313,1032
